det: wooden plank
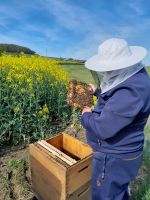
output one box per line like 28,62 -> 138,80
29,144 -> 67,200
66,156 -> 92,195
41,140 -> 77,165
67,181 -> 91,200
38,141 -> 72,166
29,144 -> 66,180
31,156 -> 62,200
38,141 -> 76,166
63,133 -> 93,159
35,143 -> 70,168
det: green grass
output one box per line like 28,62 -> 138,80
7,159 -> 29,196
7,159 -> 27,170
130,124 -> 150,200
61,63 -> 150,85
144,123 -> 150,168
146,67 -> 150,76
130,140 -> 150,200
61,63 -> 95,84
131,173 -> 150,200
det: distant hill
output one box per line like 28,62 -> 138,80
0,44 -> 36,55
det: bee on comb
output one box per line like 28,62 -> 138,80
67,79 -> 94,109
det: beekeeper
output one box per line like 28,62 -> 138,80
81,38 -> 150,200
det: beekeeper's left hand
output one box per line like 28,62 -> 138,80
88,83 -> 97,94
82,107 -> 92,115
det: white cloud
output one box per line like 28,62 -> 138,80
126,0 -> 146,15
60,17 -> 150,60
40,0 -> 99,33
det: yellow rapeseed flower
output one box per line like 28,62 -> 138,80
93,96 -> 97,106
42,114 -> 49,120
42,104 -> 49,113
38,110 -> 43,116
14,106 -> 20,113
0,54 -> 68,88
20,88 -> 26,93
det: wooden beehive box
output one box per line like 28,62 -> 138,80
29,133 -> 93,200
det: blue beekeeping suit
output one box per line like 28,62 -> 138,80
81,68 -> 150,200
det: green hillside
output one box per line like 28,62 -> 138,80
0,44 -> 35,55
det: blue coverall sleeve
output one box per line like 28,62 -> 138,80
81,87 -> 144,140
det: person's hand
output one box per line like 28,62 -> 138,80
82,106 -> 92,115
88,83 -> 97,94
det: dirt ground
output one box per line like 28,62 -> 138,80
0,146 -> 34,200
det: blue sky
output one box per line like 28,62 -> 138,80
1,0 -> 150,65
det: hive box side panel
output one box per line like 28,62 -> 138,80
63,133 -> 93,159
31,156 -> 61,200
29,144 -> 67,200
67,181 -> 91,200
46,134 -> 63,149
66,156 -> 92,195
